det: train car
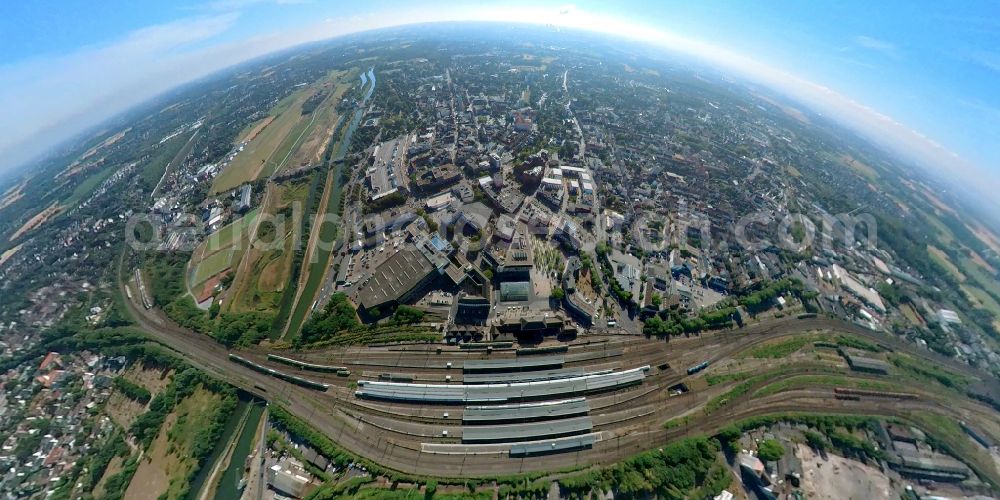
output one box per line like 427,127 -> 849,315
833,387 -> 917,400
229,354 -> 329,391
266,354 -> 346,372
687,361 -> 709,375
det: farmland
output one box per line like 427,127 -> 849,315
0,180 -> 26,210
928,244 -> 964,281
9,202 -> 62,241
0,244 -> 22,267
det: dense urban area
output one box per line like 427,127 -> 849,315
1,23 -> 1000,500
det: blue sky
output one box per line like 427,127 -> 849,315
1,0 -> 998,194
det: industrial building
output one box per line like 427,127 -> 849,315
236,184 -> 252,213
354,237 -> 450,311
840,349 -> 891,374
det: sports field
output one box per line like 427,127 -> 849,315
187,208 -> 260,297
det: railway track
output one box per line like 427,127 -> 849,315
118,278 -> 1000,478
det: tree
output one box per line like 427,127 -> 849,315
757,439 -> 785,462
301,293 -> 361,343
550,287 -> 566,300
651,293 -> 662,308
804,430 -> 827,451
392,305 -> 425,325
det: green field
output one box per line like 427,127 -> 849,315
927,245 -> 964,281
211,90 -> 310,194
193,248 -> 235,285
187,208 -> 260,294
146,131 -> 198,194
751,374 -> 897,398
226,179 -> 311,315
203,208 -> 260,252
958,254 -> 1000,299
964,285 -> 1000,317
63,156 -> 135,208
921,209 -> 956,244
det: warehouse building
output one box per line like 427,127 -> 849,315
355,237 -> 450,311
840,349 -> 890,375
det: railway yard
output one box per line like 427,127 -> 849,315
121,287 -> 1000,484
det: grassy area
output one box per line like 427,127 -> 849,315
751,374 -> 898,398
145,131 -> 197,194
62,164 -> 120,208
840,154 -> 879,180
187,208 -> 260,294
193,248 -> 235,285
201,208 -> 259,252
188,209 -> 259,297
226,179 -> 311,314
261,113 -> 313,178
284,163 -> 346,340
211,90 -> 310,194
264,171 -> 326,339
213,71 -> 348,194
928,245 -> 964,281
282,70 -> 351,170
889,353 -> 969,389
741,335 -> 820,359
920,209 -> 956,245
958,254 -> 1000,299
738,332 -> 881,360
124,386 -> 232,500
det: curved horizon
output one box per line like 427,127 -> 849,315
1,4 -> 997,217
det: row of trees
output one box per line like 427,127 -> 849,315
643,306 -> 738,337
112,377 -> 151,404
739,278 -> 803,314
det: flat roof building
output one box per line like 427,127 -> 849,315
425,192 -> 454,211
500,281 -> 531,302
841,349 -> 890,374
541,177 -> 563,190
355,237 -> 449,310
236,184 -> 252,213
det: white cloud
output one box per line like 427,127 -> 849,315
852,35 -> 899,58
0,13 -> 241,171
966,50 -> 1000,73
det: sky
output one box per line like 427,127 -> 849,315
1,0 -> 998,205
